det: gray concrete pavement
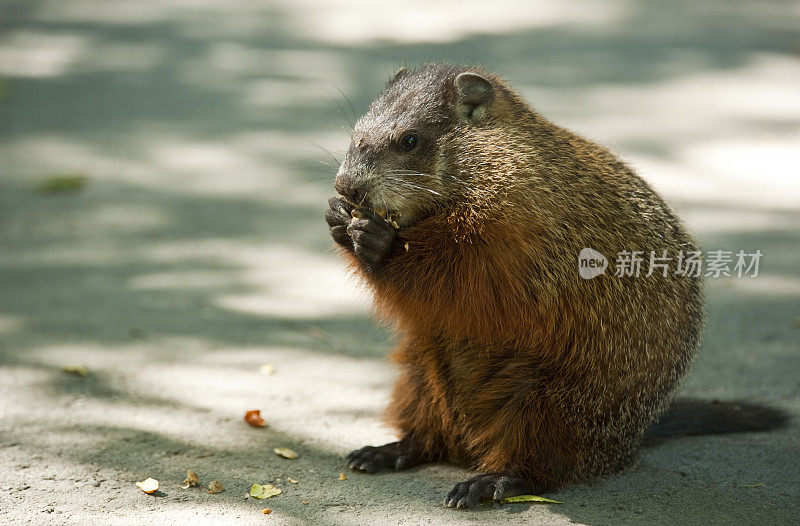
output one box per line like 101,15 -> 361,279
1,1 -> 799,524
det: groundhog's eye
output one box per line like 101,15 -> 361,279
399,132 -> 419,152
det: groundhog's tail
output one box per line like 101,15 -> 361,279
642,397 -> 791,446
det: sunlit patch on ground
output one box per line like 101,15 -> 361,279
0,0 -> 798,524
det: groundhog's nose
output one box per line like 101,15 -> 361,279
334,170 -> 365,205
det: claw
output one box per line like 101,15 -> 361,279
394,456 -> 410,471
345,441 -> 424,474
443,472 -> 532,510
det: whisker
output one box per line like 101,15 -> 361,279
385,170 -> 431,178
313,145 -> 343,167
385,169 -> 468,187
330,81 -> 360,124
384,178 -> 444,196
385,182 -> 443,197
396,185 -> 441,197
323,83 -> 356,130
316,159 -> 339,169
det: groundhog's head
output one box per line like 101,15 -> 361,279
334,64 -> 509,228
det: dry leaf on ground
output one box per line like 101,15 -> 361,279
0,80 -> 12,101
250,483 -> 281,499
273,447 -> 298,460
338,473 -> 347,480
61,366 -> 89,377
244,410 -> 267,427
501,495 -> 562,504
208,480 -> 224,494
181,469 -> 200,489
135,478 -> 159,494
36,174 -> 88,193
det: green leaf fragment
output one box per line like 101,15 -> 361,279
743,482 -> 763,488
36,174 -> 88,193
0,80 -> 11,101
61,365 -> 89,377
249,483 -> 281,499
501,494 -> 563,504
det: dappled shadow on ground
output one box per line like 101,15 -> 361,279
1,0 -> 799,523
0,177 -> 390,359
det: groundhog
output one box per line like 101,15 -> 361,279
325,64 -> 784,508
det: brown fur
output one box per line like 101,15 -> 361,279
336,64 -> 704,492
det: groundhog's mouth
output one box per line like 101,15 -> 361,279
340,197 -> 404,230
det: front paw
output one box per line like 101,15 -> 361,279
443,471 -> 531,509
326,197 -> 355,250
345,442 -> 418,473
346,208 -> 397,272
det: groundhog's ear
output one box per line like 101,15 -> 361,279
454,72 -> 495,124
388,67 -> 409,86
